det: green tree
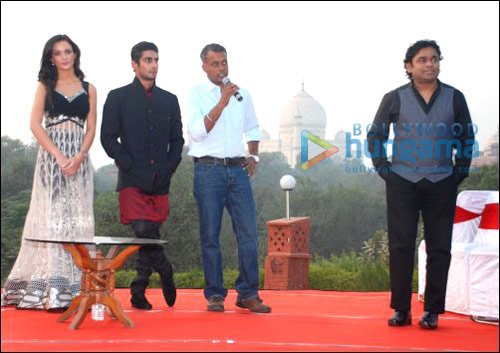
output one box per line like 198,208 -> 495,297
252,152 -> 294,262
94,191 -> 134,238
460,164 -> 499,191
1,136 -> 38,198
94,164 -> 118,194
2,136 -> 498,283
162,151 -> 203,271
1,190 -> 31,282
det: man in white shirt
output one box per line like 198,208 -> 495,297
187,43 -> 271,313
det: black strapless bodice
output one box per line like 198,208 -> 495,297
45,81 -> 90,128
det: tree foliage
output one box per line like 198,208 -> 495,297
2,136 -> 498,283
1,136 -> 38,198
1,189 -> 31,281
460,165 -> 499,191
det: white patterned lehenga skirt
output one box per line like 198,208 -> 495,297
1,119 -> 94,310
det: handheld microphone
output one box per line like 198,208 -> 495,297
222,77 -> 243,102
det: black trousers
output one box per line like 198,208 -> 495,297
386,173 -> 457,313
130,220 -> 172,296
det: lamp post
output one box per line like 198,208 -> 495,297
280,175 -> 296,220
264,174 -> 310,290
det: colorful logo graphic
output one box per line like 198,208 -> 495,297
301,130 -> 339,170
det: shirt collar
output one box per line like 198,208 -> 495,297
410,79 -> 441,93
133,77 -> 156,93
201,80 -> 220,94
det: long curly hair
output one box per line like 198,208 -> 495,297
38,34 -> 85,108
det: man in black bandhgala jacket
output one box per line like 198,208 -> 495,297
101,41 -> 184,310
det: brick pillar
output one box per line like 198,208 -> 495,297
264,217 -> 311,290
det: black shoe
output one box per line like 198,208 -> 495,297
419,312 -> 438,329
131,295 -> 152,310
388,310 -> 412,326
161,274 -> 177,307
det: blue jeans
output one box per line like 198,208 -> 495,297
193,163 -> 259,301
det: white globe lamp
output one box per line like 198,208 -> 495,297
280,175 -> 296,220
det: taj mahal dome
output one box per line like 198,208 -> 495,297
260,84 -> 346,167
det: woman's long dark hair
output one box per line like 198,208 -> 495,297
38,34 -> 85,107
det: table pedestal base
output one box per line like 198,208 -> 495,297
58,244 -> 140,329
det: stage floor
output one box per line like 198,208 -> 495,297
1,289 -> 498,352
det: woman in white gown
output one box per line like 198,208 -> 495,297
1,34 -> 97,311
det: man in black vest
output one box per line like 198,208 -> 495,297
367,40 -> 475,329
101,41 -> 184,310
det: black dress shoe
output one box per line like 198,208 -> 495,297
161,277 -> 176,307
419,312 -> 438,329
131,295 -> 153,310
388,310 -> 412,326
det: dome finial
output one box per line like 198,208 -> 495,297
301,79 -> 304,91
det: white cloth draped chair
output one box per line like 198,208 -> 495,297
418,190 -> 499,323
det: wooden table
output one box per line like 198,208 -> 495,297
26,236 -> 166,329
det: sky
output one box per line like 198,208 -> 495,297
1,1 -> 499,169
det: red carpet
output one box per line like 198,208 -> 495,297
1,289 -> 498,352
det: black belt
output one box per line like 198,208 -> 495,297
194,156 -> 246,166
